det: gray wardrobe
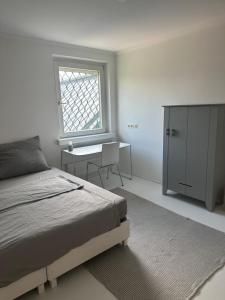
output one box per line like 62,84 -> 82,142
162,104 -> 225,211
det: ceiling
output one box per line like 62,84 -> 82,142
0,0 -> 225,51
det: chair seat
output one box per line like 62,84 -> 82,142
86,142 -> 123,188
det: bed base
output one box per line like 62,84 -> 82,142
47,220 -> 130,288
0,268 -> 46,300
0,221 -> 129,299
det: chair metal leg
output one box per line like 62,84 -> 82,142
106,166 -> 110,179
116,164 -> 124,186
98,167 -> 104,187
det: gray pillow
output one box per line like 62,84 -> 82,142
0,136 -> 50,180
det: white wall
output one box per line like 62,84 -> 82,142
117,24 -> 225,183
0,35 -> 117,168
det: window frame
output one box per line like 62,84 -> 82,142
54,59 -> 107,138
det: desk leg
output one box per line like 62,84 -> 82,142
61,151 -> 63,170
129,144 -> 133,180
111,145 -> 132,180
73,162 -> 77,176
61,151 -> 69,173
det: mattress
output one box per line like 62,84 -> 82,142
0,168 -> 127,288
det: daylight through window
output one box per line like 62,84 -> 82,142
57,63 -> 106,137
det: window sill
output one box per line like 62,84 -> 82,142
57,132 -> 116,147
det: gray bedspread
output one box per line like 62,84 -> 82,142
0,168 -> 126,287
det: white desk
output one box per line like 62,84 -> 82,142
61,142 -> 132,180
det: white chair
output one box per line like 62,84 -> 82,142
86,142 -> 124,187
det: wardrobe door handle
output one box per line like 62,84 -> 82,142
166,128 -> 170,136
171,129 -> 176,136
179,182 -> 192,188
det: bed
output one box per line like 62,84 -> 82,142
0,168 -> 129,300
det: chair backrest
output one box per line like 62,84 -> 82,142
101,142 -> 120,167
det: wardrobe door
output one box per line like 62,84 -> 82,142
185,106 -> 210,201
167,107 -> 188,194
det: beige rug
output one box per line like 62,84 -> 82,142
85,188 -> 225,300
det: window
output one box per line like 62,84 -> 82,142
55,60 -> 107,137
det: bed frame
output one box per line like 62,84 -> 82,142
0,268 -> 46,300
0,220 -> 129,299
47,220 -> 129,288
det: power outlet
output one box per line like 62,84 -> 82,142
128,124 -> 138,128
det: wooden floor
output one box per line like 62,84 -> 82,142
21,173 -> 225,300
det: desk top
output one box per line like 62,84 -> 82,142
63,142 -> 130,156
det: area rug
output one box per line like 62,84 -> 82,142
85,188 -> 225,300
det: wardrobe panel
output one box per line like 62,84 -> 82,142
167,107 -> 187,194
185,107 -> 210,201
